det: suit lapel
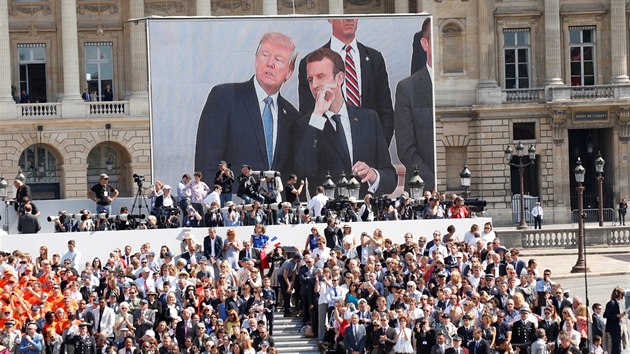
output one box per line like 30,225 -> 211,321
357,43 -> 370,103
348,105 -> 363,166
242,78 -> 269,169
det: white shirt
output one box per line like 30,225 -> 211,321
307,193 -> 329,217
61,249 -> 82,269
531,205 -> 543,219
203,191 -> 221,208
312,247 -> 331,268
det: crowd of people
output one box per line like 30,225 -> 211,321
1,219 -> 629,354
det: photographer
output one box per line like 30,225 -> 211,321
13,178 -> 31,215
284,174 -> 304,206
77,210 -> 95,232
182,205 -> 202,228
203,201 -> 224,227
52,211 -> 74,233
358,194 -> 374,222
237,165 -> 264,204
115,206 -> 134,231
215,160 -> 234,207
398,194 -> 414,220
424,196 -> 445,219
276,202 -> 295,225
245,201 -> 266,226
87,173 -> 119,214
223,201 -> 241,227
258,175 -> 283,204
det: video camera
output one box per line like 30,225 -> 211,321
47,211 -> 81,222
464,199 -> 487,213
133,173 -> 145,186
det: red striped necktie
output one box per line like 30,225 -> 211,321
344,45 -> 360,106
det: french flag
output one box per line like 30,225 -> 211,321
270,235 -> 281,248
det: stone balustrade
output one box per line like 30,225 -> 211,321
18,102 -> 61,118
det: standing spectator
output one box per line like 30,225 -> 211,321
1,320 -> 21,354
81,88 -> 92,102
284,174 -> 304,207
531,202 -> 544,229
87,173 -> 119,214
372,313 -> 397,354
13,179 -> 31,215
17,204 -> 40,234
177,174 -> 192,220
358,194 -> 374,222
393,316 -> 413,354
61,240 -> 82,269
189,172 -> 210,215
103,85 -> 113,101
618,198 -> 627,226
591,303 -> 605,339
603,287 -> 625,354
19,90 -> 30,103
214,161 -> 234,207
203,185 -> 222,212
467,328 -> 491,354
203,227 -> 223,279
306,186 -> 328,221
344,313 -> 366,354
149,181 -> 164,210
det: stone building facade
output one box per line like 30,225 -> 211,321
0,0 -> 628,225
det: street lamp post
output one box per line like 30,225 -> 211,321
459,164 -> 471,199
322,172 -> 336,199
407,167 -> 425,200
505,142 -> 536,230
336,172 -> 349,197
595,152 -> 605,227
571,157 -> 590,273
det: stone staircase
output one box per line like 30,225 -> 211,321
272,311 -> 320,354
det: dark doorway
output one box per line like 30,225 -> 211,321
509,155 -> 539,197
568,128 -> 613,210
19,63 -> 47,103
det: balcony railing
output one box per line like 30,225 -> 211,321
88,101 -> 128,117
570,85 -> 615,100
502,88 -> 545,103
18,103 -> 61,118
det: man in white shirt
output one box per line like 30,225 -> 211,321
203,185 -> 221,210
306,186 -> 329,220
61,240 -> 82,269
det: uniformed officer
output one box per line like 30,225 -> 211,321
0,320 -> 21,354
70,322 -> 95,354
511,306 -> 537,354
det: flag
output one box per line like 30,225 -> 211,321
270,235 -> 281,248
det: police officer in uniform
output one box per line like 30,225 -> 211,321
511,306 -> 537,354
69,323 -> 96,354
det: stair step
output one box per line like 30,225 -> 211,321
275,345 -> 320,352
270,333 -> 309,340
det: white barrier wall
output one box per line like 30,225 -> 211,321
0,218 -> 491,265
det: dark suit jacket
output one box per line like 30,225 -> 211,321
445,347 -> 468,354
538,319 -> 560,343
467,339 -> 491,354
203,235 -> 224,261
179,252 -> 204,269
603,299 -> 622,334
175,320 -> 197,348
592,313 -> 605,337
132,308 -> 156,339
153,195 -> 178,210
431,344 -> 448,354
295,105 -> 396,197
17,213 -> 40,234
371,326 -> 397,354
394,66 -> 435,192
194,77 -> 301,185
344,324 -> 367,353
238,248 -> 261,266
298,266 -> 317,298
298,40 -> 394,144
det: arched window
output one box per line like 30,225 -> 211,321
18,144 -> 60,199
87,143 -> 123,193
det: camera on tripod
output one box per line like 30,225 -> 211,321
133,174 -> 145,186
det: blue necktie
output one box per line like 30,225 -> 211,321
263,97 -> 274,167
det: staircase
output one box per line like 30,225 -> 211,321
272,311 -> 320,354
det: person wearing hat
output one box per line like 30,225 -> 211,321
215,161 -> 234,207
87,173 -> 119,215
0,320 -> 20,354
511,305 -> 536,353
153,184 -> 178,221
445,335 -> 466,354
449,196 -> 469,219
66,322 -> 94,354
133,298 -> 156,339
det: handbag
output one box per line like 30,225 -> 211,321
304,324 -> 316,338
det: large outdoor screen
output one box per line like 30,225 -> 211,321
148,14 -> 435,197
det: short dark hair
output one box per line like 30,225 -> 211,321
306,47 -> 345,76
421,18 -> 431,40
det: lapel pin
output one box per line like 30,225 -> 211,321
365,56 -> 370,61
353,117 -> 359,122
282,108 -> 287,114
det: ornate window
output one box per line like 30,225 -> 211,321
503,29 -> 530,89
569,26 -> 596,86
18,144 -> 60,199
17,43 -> 47,103
85,42 -> 114,101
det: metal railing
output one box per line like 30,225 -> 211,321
502,88 -> 545,103
570,208 -> 616,225
570,85 -> 615,99
18,103 -> 61,118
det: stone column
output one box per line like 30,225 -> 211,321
0,0 -> 15,110
544,0 -> 563,85
61,0 -> 82,101
476,0 -> 501,104
329,0 -> 344,14
195,0 -> 211,16
394,0 -> 409,13
611,0 -> 630,83
126,0 -> 148,115
262,0 -> 277,15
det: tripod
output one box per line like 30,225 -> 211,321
131,183 -> 151,218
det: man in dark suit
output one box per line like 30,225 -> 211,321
17,204 -> 40,234
431,332 -> 449,354
202,227 -> 223,279
551,288 -> 572,315
467,329 -> 490,354
298,255 -> 317,328
344,313 -> 367,354
538,307 -> 560,344
295,48 -> 396,198
591,303 -> 605,338
179,245 -> 204,273
175,308 -> 197,349
394,17 -> 436,192
603,288 -> 625,354
372,314 -> 397,354
195,32 -> 301,182
132,299 -> 156,339
238,240 -> 261,268
298,18 -> 394,145
446,335 -> 468,354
